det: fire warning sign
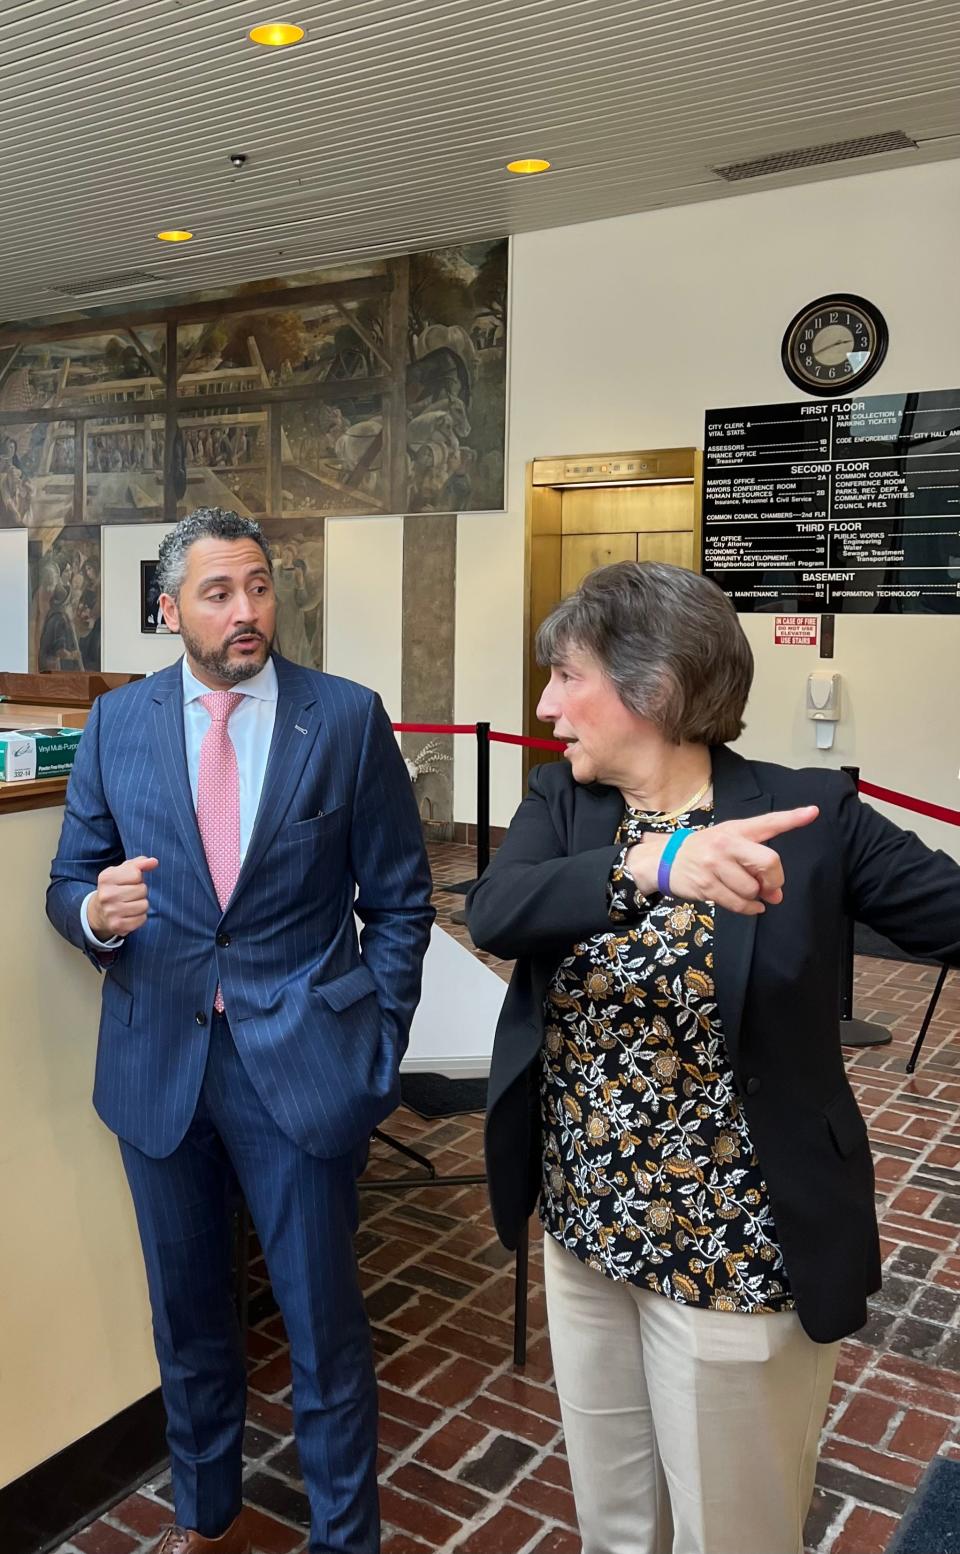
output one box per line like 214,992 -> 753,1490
774,616 -> 819,646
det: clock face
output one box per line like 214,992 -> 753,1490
782,294 -> 888,397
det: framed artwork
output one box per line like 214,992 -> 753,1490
140,559 -> 169,633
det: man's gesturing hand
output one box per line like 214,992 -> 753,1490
87,856 -> 159,939
625,807 -> 819,916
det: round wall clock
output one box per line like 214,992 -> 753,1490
781,293 -> 888,397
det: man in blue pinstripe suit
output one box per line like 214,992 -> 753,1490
48,508 -> 435,1554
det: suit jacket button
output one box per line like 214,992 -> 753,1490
216,932 -> 231,948
744,1075 -> 761,1096
195,1011 -> 208,1027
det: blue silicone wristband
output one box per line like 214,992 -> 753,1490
657,828 -> 694,896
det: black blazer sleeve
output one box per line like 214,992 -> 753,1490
466,765 -> 623,958
839,777 -> 960,965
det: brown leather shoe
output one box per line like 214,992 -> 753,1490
154,1513 -> 251,1554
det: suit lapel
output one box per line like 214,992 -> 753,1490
151,661 -> 219,909
711,745 -> 772,1066
232,655 -> 320,898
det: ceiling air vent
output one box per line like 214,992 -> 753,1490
48,269 -> 162,298
713,130 -> 917,182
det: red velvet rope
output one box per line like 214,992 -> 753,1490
390,723 -> 960,826
489,730 -> 567,751
391,722 -> 477,735
858,780 -> 960,828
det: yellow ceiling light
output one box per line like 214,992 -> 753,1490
507,158 -> 551,175
248,22 -> 305,46
156,229 -> 194,242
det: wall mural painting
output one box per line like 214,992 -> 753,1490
408,243 -> 507,512
260,519 -> 325,670
0,239 -> 507,670
1,421 -> 76,528
28,526 -> 102,674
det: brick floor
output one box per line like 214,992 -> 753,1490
52,843 -> 959,1554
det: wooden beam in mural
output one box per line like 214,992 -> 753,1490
176,378 -> 391,413
0,376 -> 393,426
247,335 -> 272,389
0,275 -> 393,348
125,328 -> 165,383
330,302 -> 392,375
343,430 -> 383,490
74,416 -> 85,528
268,405 -> 282,514
0,343 -> 22,392
38,384 -> 65,473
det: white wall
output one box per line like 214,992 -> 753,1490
0,527 -> 28,673
736,613 -> 960,852
324,514 -> 404,718
101,522 -> 181,675
462,155 -> 960,852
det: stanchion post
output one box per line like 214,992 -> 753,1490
838,764 -> 891,1049
839,765 -> 859,1021
476,722 -> 491,879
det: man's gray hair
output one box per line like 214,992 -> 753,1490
157,508 -> 271,601
536,561 -> 754,746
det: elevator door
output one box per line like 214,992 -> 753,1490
559,483 -> 695,595
525,448 -> 703,769
561,531 -> 637,596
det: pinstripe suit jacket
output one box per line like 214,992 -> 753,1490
47,654 -> 435,1160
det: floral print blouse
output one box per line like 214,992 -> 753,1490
539,801 -> 795,1313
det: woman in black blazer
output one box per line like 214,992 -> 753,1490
467,561 -> 960,1554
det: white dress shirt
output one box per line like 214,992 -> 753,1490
82,655 -> 279,948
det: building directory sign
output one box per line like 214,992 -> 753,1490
703,389 -> 960,612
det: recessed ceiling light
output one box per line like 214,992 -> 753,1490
506,158 -> 551,175
248,22 -> 305,47
156,230 -> 194,243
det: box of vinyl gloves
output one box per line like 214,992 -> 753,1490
0,725 -> 83,781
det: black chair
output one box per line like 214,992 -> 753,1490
906,964 -> 950,1074
840,916 -> 892,1049
852,922 -> 948,1073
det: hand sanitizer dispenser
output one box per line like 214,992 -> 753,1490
807,671 -> 841,750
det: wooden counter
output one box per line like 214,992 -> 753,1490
0,797 -> 157,1490
0,702 -> 89,730
0,776 -> 69,813
0,668 -> 118,815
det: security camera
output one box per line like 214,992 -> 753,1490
229,153 -> 248,169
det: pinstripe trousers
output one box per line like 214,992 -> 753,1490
119,1014 -> 378,1554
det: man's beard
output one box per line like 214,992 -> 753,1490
179,621 -> 273,683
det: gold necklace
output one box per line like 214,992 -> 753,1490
630,776 -> 713,824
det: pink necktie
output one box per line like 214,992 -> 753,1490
197,690 -> 244,1012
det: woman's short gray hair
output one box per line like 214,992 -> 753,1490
536,561 -> 753,745
157,508 -> 271,601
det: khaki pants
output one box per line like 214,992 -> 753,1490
543,1233 -> 838,1554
